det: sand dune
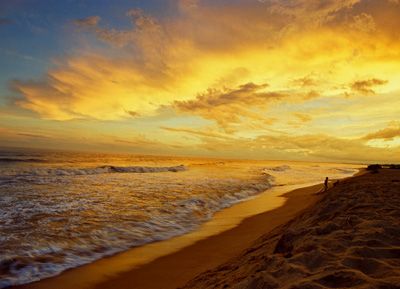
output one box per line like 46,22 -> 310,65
182,170 -> 400,289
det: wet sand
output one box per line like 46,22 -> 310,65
16,181 -> 326,289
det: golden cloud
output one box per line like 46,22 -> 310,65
350,78 -> 388,95
293,113 -> 312,123
12,0 -> 400,121
363,122 -> 400,141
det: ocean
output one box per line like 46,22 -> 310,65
0,149 -> 360,287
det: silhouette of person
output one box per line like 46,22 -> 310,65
324,177 -> 329,191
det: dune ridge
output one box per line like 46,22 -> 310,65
182,170 -> 400,289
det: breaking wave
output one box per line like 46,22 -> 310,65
263,165 -> 291,172
2,165 -> 186,178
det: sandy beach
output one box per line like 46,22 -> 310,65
183,169 -> 400,289
92,183 -> 324,289
15,180 -> 326,289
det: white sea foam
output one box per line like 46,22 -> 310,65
263,165 -> 291,172
0,175 -> 273,287
4,164 -> 186,177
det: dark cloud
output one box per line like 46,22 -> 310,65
291,76 -> 317,87
0,18 -> 13,25
173,82 -> 283,131
174,82 -> 281,111
304,90 -> 320,99
74,8 -> 165,52
114,138 -> 157,146
161,126 -> 233,140
74,16 -> 101,27
17,132 -> 49,139
350,78 -> 388,95
330,0 -> 400,38
126,110 -> 140,118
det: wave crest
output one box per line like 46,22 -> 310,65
263,165 -> 291,172
7,165 -> 187,177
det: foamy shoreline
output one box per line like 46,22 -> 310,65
13,179 -> 330,289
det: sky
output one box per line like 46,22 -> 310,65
0,0 -> 400,163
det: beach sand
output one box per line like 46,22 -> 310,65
183,169 -> 400,289
16,182 -> 325,289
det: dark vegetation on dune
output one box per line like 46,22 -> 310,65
367,164 -> 400,173
182,169 -> 400,289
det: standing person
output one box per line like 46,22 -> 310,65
324,177 -> 329,191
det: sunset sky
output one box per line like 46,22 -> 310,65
0,0 -> 399,162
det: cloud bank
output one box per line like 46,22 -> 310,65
3,0 -> 400,161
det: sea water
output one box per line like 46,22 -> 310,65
0,149 -> 360,287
